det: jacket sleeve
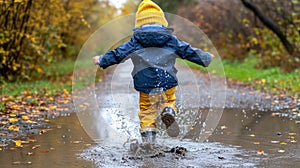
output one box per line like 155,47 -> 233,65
99,38 -> 138,69
171,37 -> 212,67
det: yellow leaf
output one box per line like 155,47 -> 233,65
26,120 -> 37,124
22,115 -> 30,120
50,105 -> 57,110
15,140 -> 22,147
63,89 -> 69,95
280,142 -> 287,145
0,147 -> 2,151
253,142 -> 260,145
8,125 -> 19,132
9,118 -> 18,123
9,113 -> 17,117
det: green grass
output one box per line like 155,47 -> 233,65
1,58 -> 103,97
184,56 -> 300,96
1,59 -> 76,96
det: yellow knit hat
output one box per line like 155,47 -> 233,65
135,0 -> 168,28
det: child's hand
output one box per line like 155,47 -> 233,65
210,54 -> 215,60
93,56 -> 101,65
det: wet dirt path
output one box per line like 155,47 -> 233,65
1,61 -> 299,167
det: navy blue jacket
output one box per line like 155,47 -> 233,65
99,25 -> 212,94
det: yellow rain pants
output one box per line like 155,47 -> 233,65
138,86 -> 177,133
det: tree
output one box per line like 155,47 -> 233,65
241,0 -> 294,54
0,0 -> 117,82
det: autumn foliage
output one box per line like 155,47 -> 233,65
177,0 -> 300,71
0,0 -> 117,82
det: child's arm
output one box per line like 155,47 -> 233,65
172,38 -> 214,67
93,38 -> 139,68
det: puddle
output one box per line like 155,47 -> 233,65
0,113 -> 94,168
210,109 -> 300,168
78,108 -> 300,168
0,108 -> 299,168
79,139 -> 259,168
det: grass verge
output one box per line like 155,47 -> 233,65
1,59 -> 75,97
185,56 -> 300,96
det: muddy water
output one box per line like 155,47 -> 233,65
210,109 -> 300,168
0,113 -> 94,168
0,108 -> 299,168
78,108 -> 300,168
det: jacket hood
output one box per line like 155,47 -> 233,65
133,28 -> 173,47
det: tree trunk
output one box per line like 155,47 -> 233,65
241,0 -> 294,54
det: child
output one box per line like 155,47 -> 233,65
93,0 -> 214,143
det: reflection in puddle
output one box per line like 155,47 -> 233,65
210,109 -> 300,167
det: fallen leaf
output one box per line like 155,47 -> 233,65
26,120 -> 37,124
9,118 -> 18,123
0,144 -> 8,147
28,139 -> 37,143
21,141 -> 29,144
278,150 -> 285,153
289,133 -> 297,136
8,125 -> 20,132
257,149 -> 264,155
280,142 -> 287,145
226,131 -> 233,135
253,142 -> 260,145
14,140 -> 22,147
72,141 -> 82,144
249,134 -> 255,137
271,113 -> 280,117
220,125 -> 227,130
9,113 -> 17,117
13,161 -> 21,165
270,140 -> 280,144
50,105 -> 57,110
0,147 -> 2,151
31,145 -> 40,149
21,115 -> 30,120
27,152 -> 35,156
